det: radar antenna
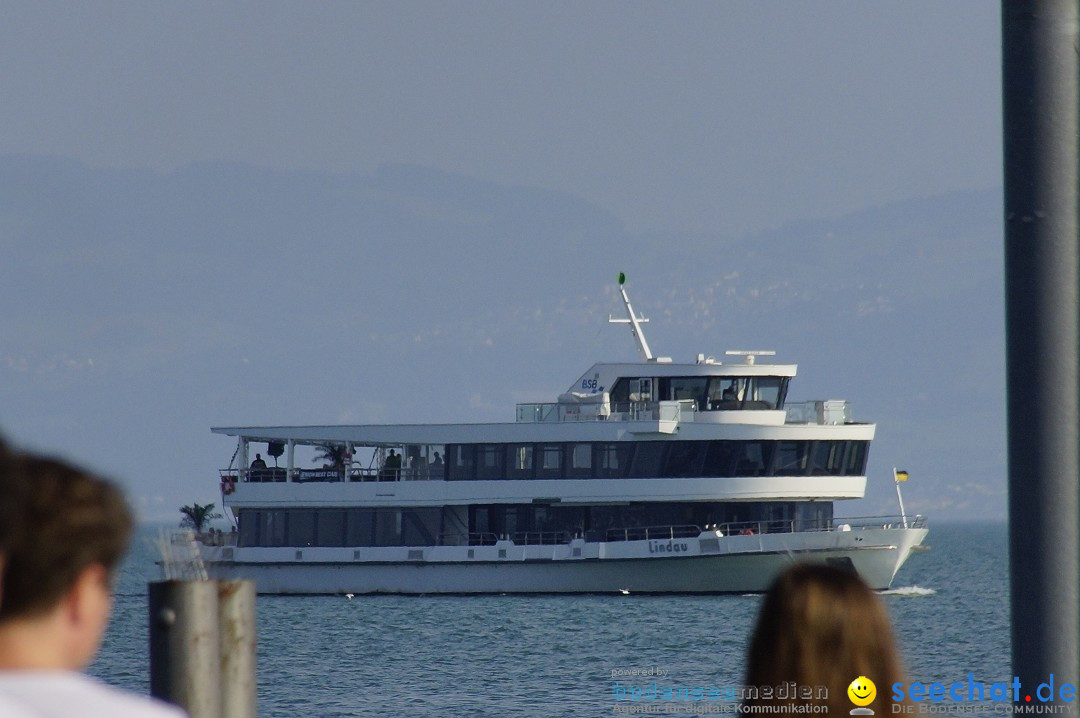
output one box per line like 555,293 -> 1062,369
609,272 -> 654,360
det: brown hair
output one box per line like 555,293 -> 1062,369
0,453 -> 134,621
0,437 -> 18,553
745,563 -> 907,716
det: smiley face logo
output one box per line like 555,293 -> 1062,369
847,676 -> 877,707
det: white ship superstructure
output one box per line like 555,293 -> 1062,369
198,277 -> 927,593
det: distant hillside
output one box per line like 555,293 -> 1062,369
0,155 -> 1004,519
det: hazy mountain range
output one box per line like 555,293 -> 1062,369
0,154 -> 1003,520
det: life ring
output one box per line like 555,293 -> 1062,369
221,477 -> 236,495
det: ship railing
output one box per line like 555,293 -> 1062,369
828,515 -> 928,531
507,531 -> 574,546
465,532 -> 500,546
708,519 -> 798,537
442,532 -> 576,546
588,524 -> 703,543
194,530 -> 237,547
515,400 -> 696,423
784,400 -> 853,425
515,402 -> 611,422
224,466 -> 442,484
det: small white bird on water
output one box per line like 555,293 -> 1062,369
345,593 -> 354,600
619,589 -> 630,595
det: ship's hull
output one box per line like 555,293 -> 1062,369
200,526 -> 927,594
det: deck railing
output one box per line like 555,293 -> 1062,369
784,400 -> 853,425
515,399 -> 698,423
223,466 -> 442,484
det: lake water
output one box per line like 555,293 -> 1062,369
89,522 -> 1009,716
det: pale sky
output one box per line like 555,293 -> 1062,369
0,1 -> 1001,235
1,1 -> 1004,520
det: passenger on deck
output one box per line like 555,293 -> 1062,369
431,451 -> 443,467
382,449 -> 402,481
250,454 -> 267,469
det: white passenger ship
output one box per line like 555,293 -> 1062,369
200,277 -> 927,594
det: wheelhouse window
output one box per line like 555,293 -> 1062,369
664,377 -> 709,410
704,376 -> 789,410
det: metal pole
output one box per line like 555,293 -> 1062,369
218,580 -> 257,718
149,580 -> 224,718
893,468 -> 908,529
1003,0 -> 1080,699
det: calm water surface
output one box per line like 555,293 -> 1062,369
91,522 -> 1009,716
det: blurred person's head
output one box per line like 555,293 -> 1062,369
0,453 -> 133,669
745,563 -> 906,716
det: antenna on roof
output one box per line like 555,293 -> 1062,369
609,272 -> 654,360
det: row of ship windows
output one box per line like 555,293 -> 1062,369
444,439 -> 868,480
235,501 -> 835,548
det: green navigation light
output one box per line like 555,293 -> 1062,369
617,272 -> 626,285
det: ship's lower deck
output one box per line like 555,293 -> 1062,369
197,522 -> 927,594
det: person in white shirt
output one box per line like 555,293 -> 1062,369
0,452 -> 187,718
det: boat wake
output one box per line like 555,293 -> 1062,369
880,585 -> 936,597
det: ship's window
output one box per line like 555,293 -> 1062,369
346,509 -> 375,546
609,378 -> 630,406
506,444 -> 534,480
702,441 -> 738,476
844,441 -> 869,475
796,502 -> 833,531
424,444 -> 447,480
750,377 -> 784,410
759,502 -> 796,531
567,443 -> 592,477
774,441 -> 809,475
536,444 -> 563,478
628,442 -> 667,477
237,509 -> 258,547
594,443 -> 632,478
447,444 -> 475,480
706,378 -> 742,410
287,510 -> 317,546
374,509 -> 402,547
663,441 -> 706,477
665,377 -> 709,410
315,509 -> 346,547
259,510 -> 288,547
402,508 -> 441,546
809,441 -> 846,476
471,507 -> 491,536
733,441 -> 772,476
475,444 -> 504,480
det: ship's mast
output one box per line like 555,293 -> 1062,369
609,272 -> 654,360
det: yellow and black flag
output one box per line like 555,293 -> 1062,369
894,469 -> 910,482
